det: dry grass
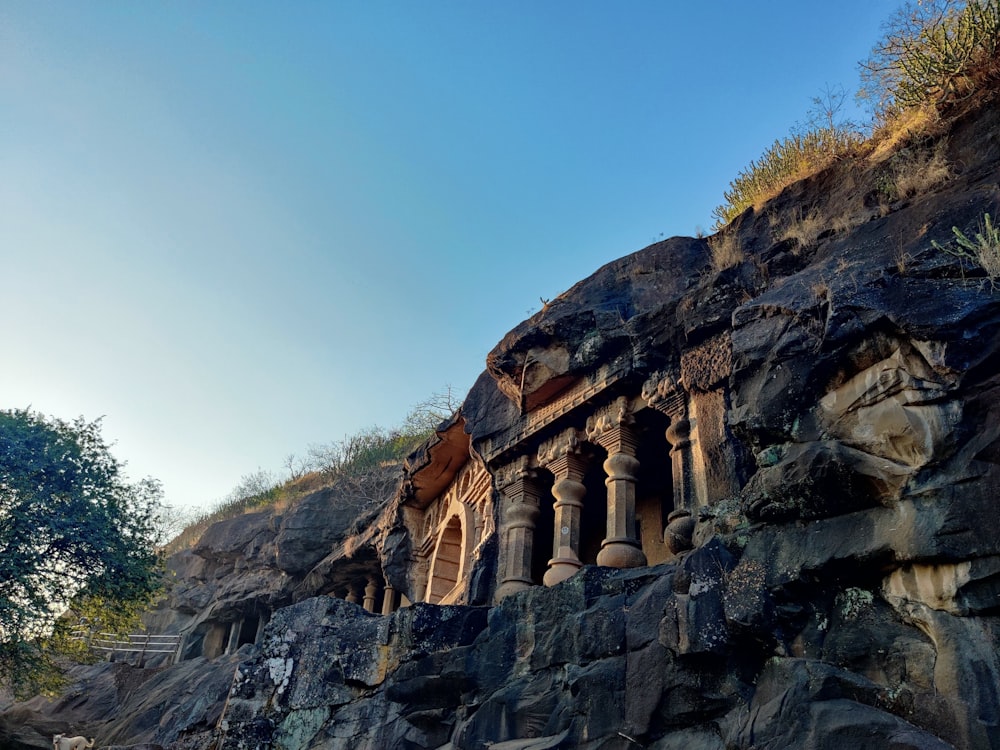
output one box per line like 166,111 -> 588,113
893,242 -> 912,274
893,143 -> 953,198
708,231 -> 745,272
829,210 -> 861,235
748,168 -> 810,214
811,279 -> 831,301
779,208 -> 826,253
868,105 -> 940,163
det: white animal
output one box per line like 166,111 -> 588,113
52,734 -> 95,750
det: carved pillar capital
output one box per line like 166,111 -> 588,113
496,454 -> 537,496
642,370 -> 686,419
537,428 -> 587,480
586,395 -> 639,456
665,417 -> 692,451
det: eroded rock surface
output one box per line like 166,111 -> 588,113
4,91 -> 1000,750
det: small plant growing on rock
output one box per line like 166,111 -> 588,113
892,142 -> 953,198
932,212 -> 1000,288
708,232 -> 745,272
780,208 -> 826,252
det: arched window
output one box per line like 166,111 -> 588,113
425,513 -> 466,604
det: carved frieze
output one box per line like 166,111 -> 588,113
481,364 -> 630,462
680,333 -> 733,392
641,370 -> 687,418
585,395 -> 634,441
585,395 -> 639,455
537,428 -> 583,469
496,454 -> 535,492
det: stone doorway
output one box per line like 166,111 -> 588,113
426,513 -> 465,604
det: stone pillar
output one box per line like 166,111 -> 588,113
254,610 -> 270,643
225,619 -> 242,655
363,580 -> 378,612
345,587 -> 360,605
586,396 -> 647,569
412,552 -> 430,604
381,584 -> 396,615
494,456 -> 542,602
474,508 -> 486,550
538,429 -> 588,587
666,417 -> 697,512
643,371 -> 698,554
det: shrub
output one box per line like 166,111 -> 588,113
932,212 -> 1000,287
713,2 -> 999,231
891,142 -> 953,197
163,388 -> 461,552
710,84 -> 865,229
861,0 -> 1000,118
712,127 -> 862,229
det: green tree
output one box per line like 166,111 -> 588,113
0,409 -> 163,697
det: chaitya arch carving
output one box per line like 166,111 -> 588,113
404,455 -> 493,606
425,503 -> 474,604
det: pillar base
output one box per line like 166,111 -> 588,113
664,509 -> 696,555
494,578 -> 533,603
596,539 -> 647,569
543,557 -> 583,587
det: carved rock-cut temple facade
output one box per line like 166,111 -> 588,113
392,319 -> 743,609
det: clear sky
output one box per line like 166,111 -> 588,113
2,1 -> 892,514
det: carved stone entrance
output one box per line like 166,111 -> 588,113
426,512 -> 467,603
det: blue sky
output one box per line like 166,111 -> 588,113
2,1 -> 892,513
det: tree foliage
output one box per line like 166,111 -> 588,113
0,409 -> 163,696
861,0 -> 1000,117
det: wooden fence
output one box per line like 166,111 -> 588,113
71,629 -> 182,665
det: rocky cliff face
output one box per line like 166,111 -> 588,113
0,482 -> 389,750
4,93 -> 1000,750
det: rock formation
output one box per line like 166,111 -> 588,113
3,92 -> 999,750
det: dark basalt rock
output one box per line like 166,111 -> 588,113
5,87 -> 1000,750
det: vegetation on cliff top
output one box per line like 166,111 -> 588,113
712,0 -> 1000,229
164,388 -> 460,553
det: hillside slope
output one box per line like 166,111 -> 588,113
3,89 -> 1000,750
